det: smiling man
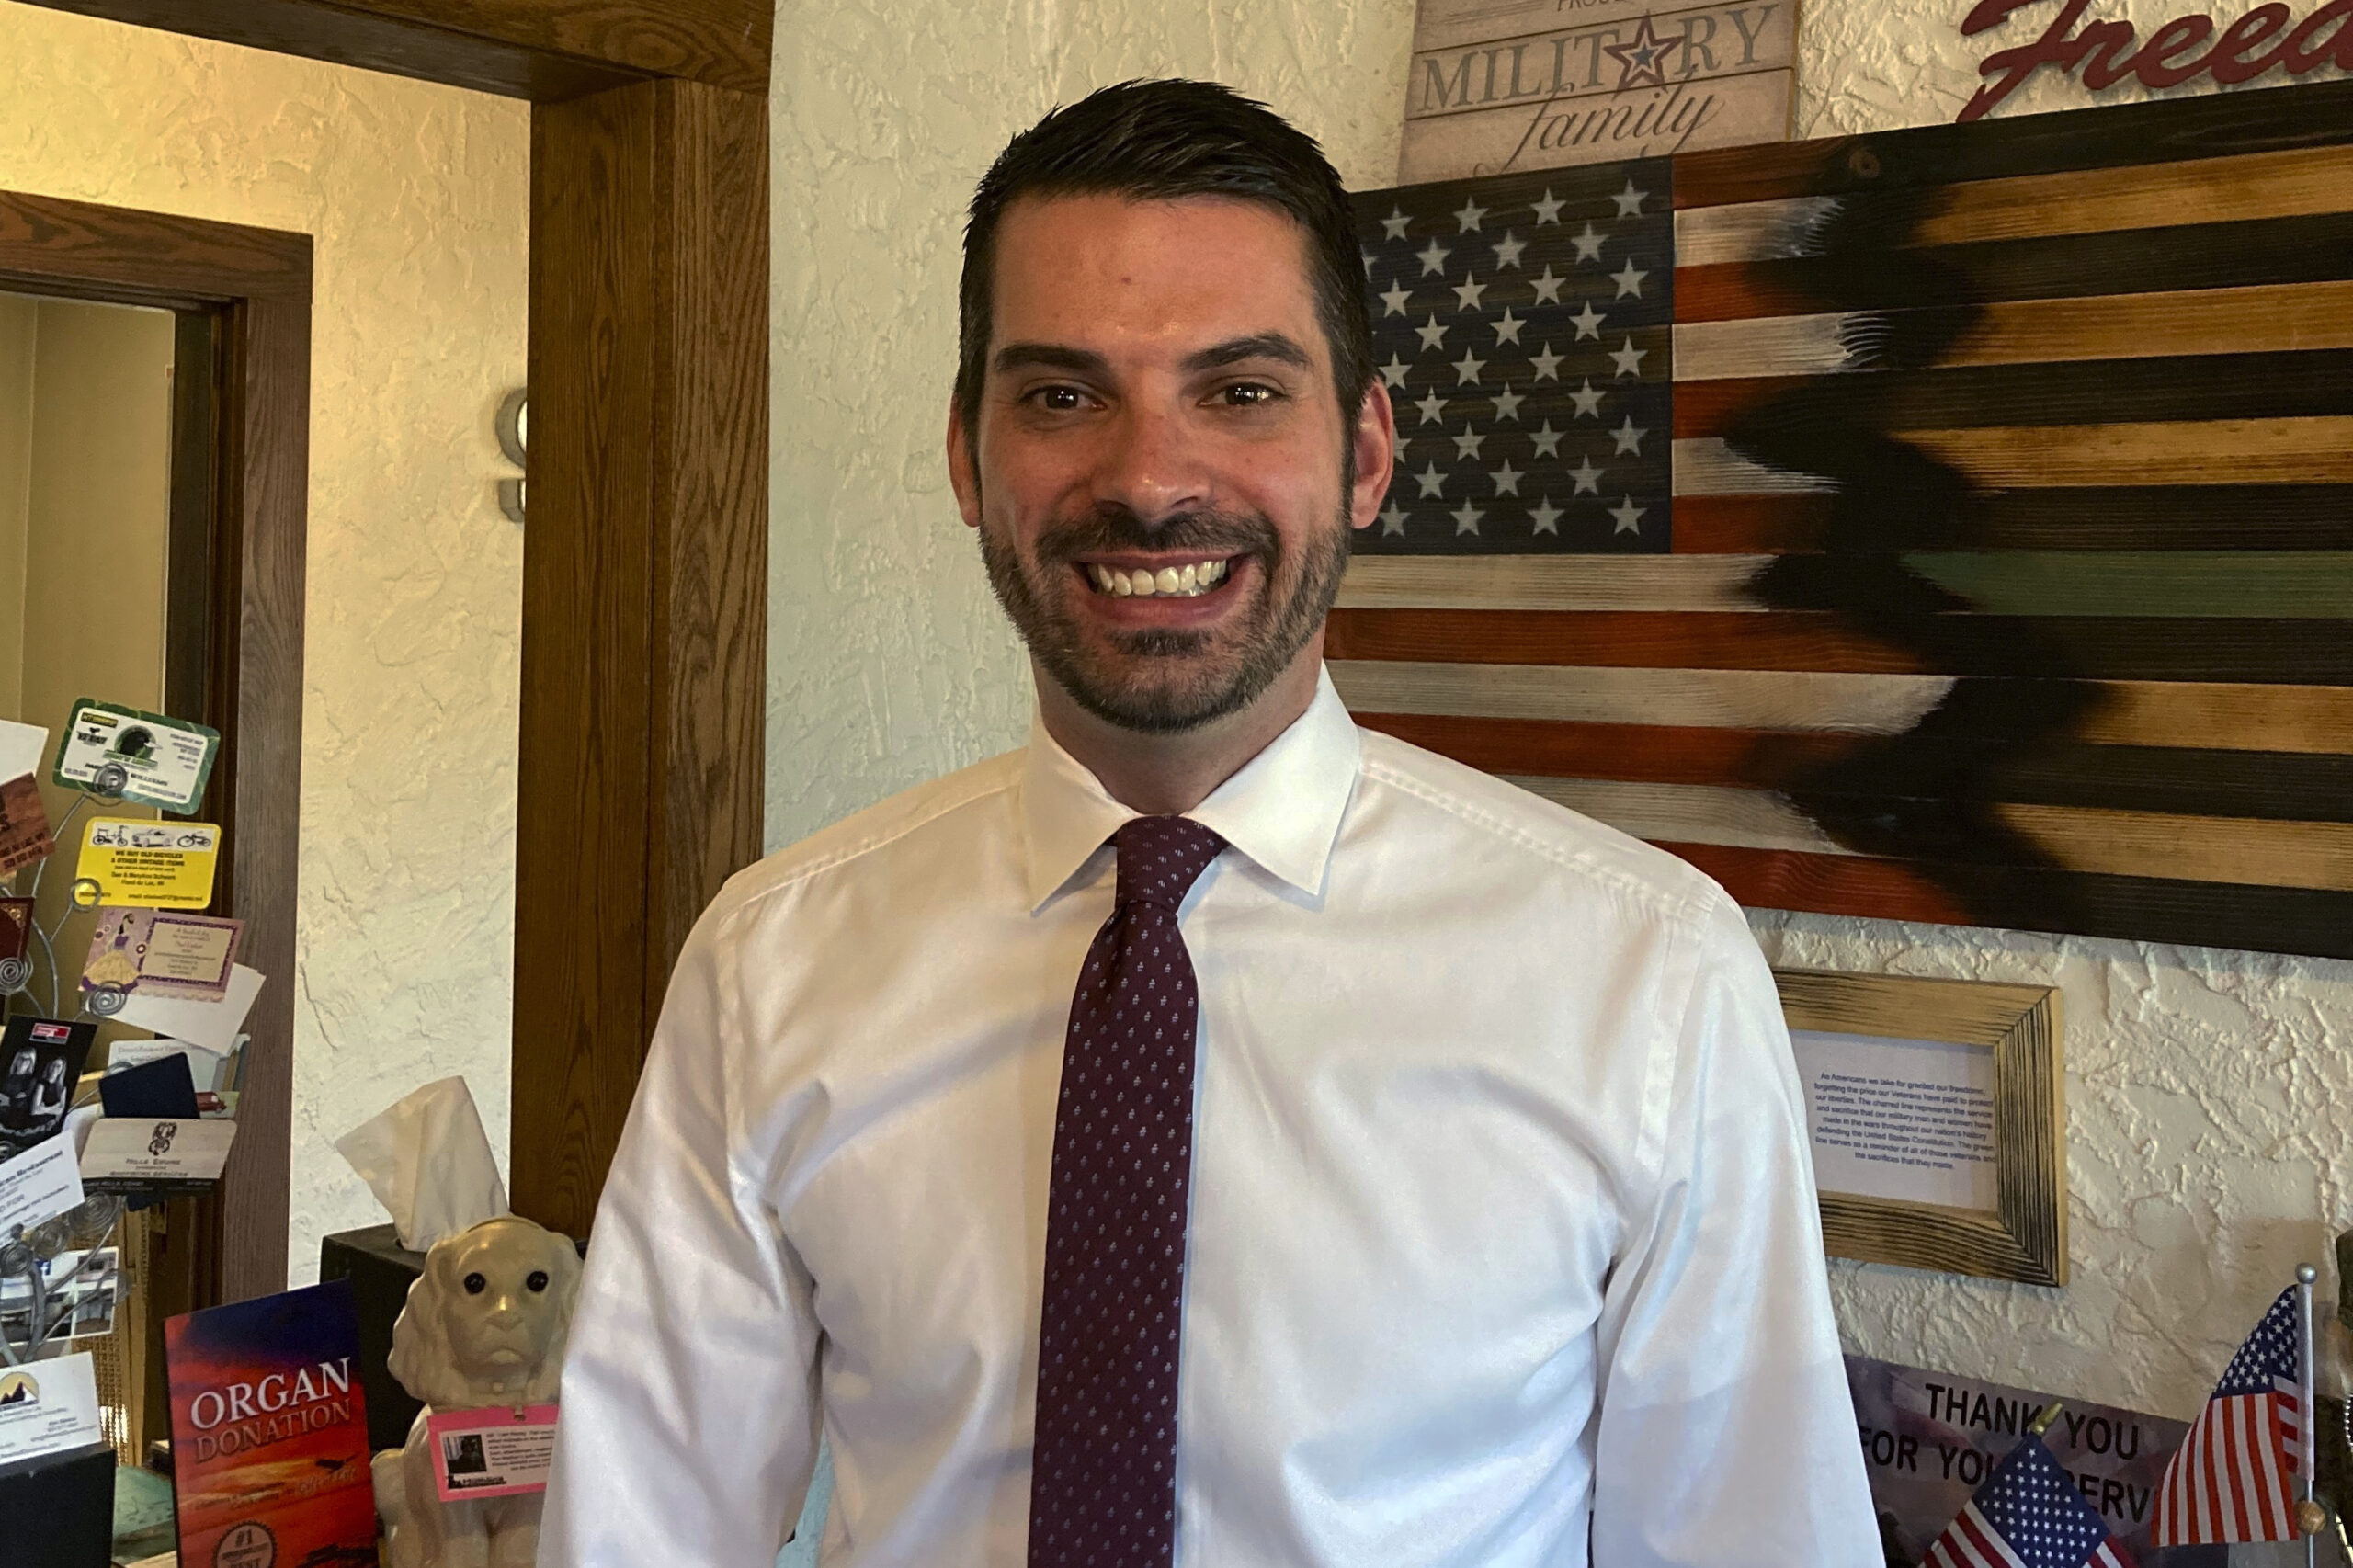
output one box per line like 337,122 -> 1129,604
541,80 -> 1875,1568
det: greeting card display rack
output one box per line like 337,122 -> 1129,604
6,762 -> 139,1022
4,761 -> 149,1369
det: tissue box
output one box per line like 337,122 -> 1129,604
319,1222 -> 428,1452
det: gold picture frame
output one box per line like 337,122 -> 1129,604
1775,971 -> 2066,1287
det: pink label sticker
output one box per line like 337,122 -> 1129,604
426,1403 -> 559,1502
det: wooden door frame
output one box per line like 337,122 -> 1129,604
19,0 -> 774,1248
0,191 -> 312,1303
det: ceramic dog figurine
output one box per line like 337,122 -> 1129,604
374,1214 -> 581,1568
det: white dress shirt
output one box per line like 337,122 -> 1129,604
541,668 -> 1877,1568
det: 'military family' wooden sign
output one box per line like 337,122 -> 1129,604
1399,0 -> 1798,182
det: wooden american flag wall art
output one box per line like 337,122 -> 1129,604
1337,77 -> 2353,962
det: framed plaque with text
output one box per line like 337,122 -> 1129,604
1776,970 -> 2065,1286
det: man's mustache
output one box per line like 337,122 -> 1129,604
1031,506 -> 1279,565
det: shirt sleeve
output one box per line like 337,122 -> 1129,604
539,896 -> 824,1568
1587,893 -> 1879,1567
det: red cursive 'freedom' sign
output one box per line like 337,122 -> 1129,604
1960,0 -> 2353,119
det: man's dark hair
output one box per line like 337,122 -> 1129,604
957,79 -> 1373,445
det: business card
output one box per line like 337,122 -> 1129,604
0,1350 -> 103,1464
0,774 -> 51,876
77,818 -> 221,908
83,908 -> 243,1003
52,700 -> 219,814
107,1038 -> 232,1095
79,1117 -> 238,1190
429,1403 -> 560,1501
0,1134 -> 85,1235
0,1017 -> 97,1158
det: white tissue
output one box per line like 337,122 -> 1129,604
335,1076 -> 508,1252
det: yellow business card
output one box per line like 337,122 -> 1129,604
76,819 -> 221,908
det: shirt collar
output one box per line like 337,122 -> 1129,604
1020,665 -> 1362,912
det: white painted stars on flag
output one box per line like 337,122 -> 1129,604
1922,1436 -> 2131,1568
1357,164 -> 1672,551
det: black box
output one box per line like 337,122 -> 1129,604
0,1440 -> 113,1567
319,1222 -> 427,1453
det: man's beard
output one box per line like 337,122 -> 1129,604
980,496 -> 1352,735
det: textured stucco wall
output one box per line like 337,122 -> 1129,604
0,3 -> 529,1282
764,0 -> 2352,1506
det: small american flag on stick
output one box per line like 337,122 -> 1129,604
2150,1286 -> 2307,1545
1922,1429 -> 2136,1568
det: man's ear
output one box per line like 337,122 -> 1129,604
947,397 -> 983,530
1347,380 -> 1398,532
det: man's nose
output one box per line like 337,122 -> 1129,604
1087,400 -> 1209,524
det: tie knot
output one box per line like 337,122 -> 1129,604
1112,815 -> 1226,911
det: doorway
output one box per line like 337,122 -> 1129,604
0,189 -> 311,1337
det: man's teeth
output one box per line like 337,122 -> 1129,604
1086,559 -> 1232,598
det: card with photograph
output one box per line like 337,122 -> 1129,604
82,909 -> 243,1003
0,1247 -> 119,1346
428,1404 -> 559,1501
0,1017 -> 96,1158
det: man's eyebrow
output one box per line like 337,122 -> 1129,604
1182,333 -> 1313,373
991,342 -> 1109,377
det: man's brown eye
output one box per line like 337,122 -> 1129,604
1040,387 -> 1082,410
463,1272 -> 487,1295
527,1270 -> 551,1292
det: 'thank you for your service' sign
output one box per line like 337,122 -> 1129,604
1398,0 -> 1798,182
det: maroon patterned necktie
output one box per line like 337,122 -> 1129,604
1029,814 -> 1228,1568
